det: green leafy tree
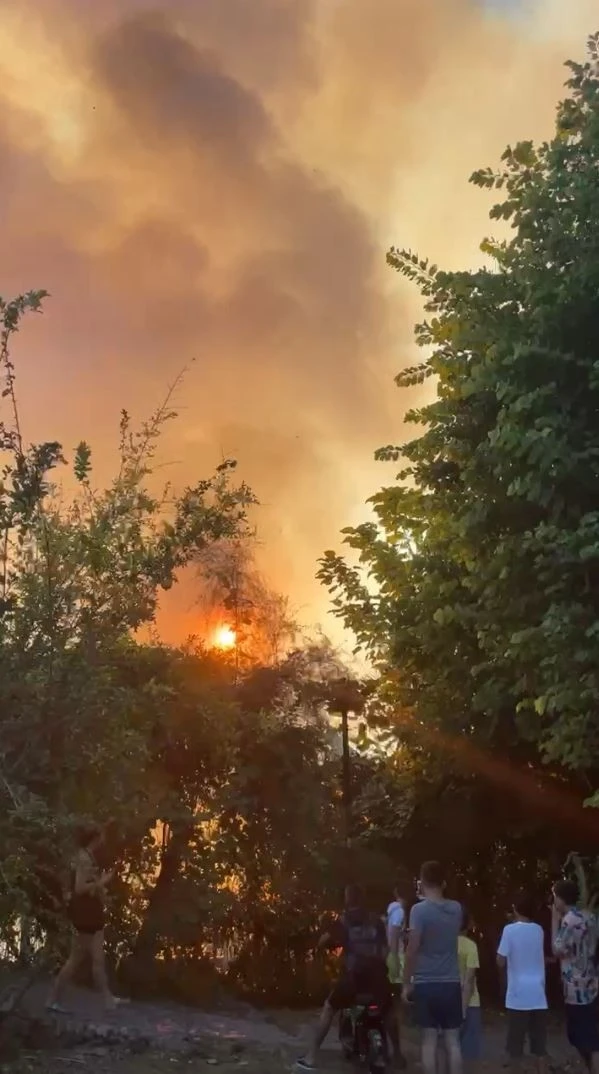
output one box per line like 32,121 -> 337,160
121,639 -> 376,1005
320,31 -> 599,789
0,293 -> 253,953
318,34 -> 599,958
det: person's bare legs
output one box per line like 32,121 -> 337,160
388,991 -> 408,1067
422,1027 -> 439,1074
297,1000 -> 335,1067
441,1028 -> 463,1074
578,1051 -> 599,1073
437,1031 -> 449,1074
534,1058 -> 548,1074
90,931 -> 116,1010
386,1004 -> 406,1068
47,933 -> 89,1009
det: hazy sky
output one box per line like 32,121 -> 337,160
0,0 -> 596,641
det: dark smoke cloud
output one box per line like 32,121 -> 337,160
94,14 -> 274,157
0,0 -> 595,638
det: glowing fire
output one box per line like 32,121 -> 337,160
213,625 -> 236,650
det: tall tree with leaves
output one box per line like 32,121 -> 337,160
0,292 -> 253,949
319,34 -> 599,811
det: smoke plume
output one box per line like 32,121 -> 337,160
0,0 -> 596,638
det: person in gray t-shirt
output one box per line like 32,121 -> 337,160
403,862 -> 463,1074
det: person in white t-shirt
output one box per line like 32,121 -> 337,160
497,894 -> 548,1074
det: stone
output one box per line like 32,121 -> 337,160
185,1042 -> 210,1059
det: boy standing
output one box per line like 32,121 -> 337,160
458,911 -> 482,1066
497,894 -> 547,1074
403,861 -> 463,1074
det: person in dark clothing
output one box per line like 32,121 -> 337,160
296,885 -> 398,1070
46,823 -> 120,1013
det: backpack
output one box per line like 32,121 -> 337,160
342,910 -> 386,973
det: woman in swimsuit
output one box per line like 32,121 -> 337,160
46,823 -> 119,1013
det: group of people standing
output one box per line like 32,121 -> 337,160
498,880 -> 599,1074
39,826 -> 599,1073
298,862 -> 599,1074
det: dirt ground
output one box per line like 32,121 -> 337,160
0,977 -> 586,1074
0,1013 -> 585,1074
0,1043 -> 291,1074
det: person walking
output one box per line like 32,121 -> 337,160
497,894 -> 547,1074
46,823 -> 120,1014
403,861 -> 463,1074
458,910 -> 482,1067
552,878 -> 599,1073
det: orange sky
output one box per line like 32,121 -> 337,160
0,0 -> 596,642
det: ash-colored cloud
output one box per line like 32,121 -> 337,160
0,0 -> 595,639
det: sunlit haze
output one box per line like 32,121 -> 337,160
1,0 -> 597,642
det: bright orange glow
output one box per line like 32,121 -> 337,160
213,625 -> 236,650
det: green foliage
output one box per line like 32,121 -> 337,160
0,292 -> 253,955
563,852 -> 599,913
73,442 -> 92,484
320,33 -> 599,788
0,292 -> 402,1008
317,35 -> 599,976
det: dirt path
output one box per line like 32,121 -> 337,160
2,975 -> 585,1073
17,978 -> 306,1052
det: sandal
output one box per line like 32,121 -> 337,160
46,1002 -> 70,1015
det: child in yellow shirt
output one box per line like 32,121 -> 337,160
458,911 -> 482,1065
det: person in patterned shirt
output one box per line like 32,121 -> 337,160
552,879 -> 599,1073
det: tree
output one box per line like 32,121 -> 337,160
320,31 -> 599,792
0,292 -> 253,952
318,34 -> 599,956
195,538 -> 297,666
121,637 -> 376,1003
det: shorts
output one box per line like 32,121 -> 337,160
506,1009 -> 547,1058
460,1007 -> 482,1060
68,895 -> 104,936
328,967 -> 393,1014
565,1000 -> 599,1057
412,982 -> 463,1031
